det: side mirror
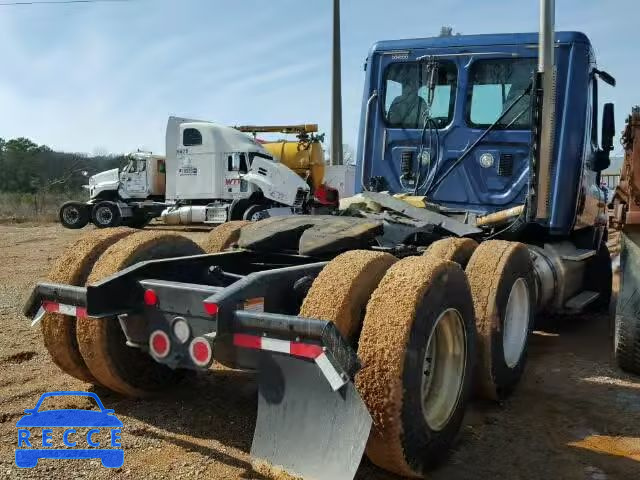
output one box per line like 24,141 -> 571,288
593,103 -> 615,172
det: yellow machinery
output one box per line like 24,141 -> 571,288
235,124 -> 326,192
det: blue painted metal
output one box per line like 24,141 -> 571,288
356,32 -> 598,236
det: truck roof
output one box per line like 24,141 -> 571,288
370,31 -> 590,53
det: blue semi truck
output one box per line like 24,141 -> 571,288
25,1 -> 630,479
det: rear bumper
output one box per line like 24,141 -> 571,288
24,258 -> 360,391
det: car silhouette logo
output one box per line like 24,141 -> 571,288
15,391 -> 123,468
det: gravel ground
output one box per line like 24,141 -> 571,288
0,223 -> 639,479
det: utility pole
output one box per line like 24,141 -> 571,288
331,0 -> 343,166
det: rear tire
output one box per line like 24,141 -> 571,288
76,231 -> 205,397
201,220 -> 250,253
41,227 -> 135,382
91,201 -> 122,228
299,250 -> 397,341
59,201 -> 89,229
356,257 -> 476,476
424,237 -> 478,268
465,240 -> 535,400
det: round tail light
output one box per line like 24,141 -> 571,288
149,330 -> 170,359
189,337 -> 212,367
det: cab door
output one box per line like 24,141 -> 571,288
121,158 -> 149,198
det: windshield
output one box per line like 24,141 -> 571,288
466,58 -> 537,129
383,60 -> 457,129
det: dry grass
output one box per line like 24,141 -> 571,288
0,191 -> 84,223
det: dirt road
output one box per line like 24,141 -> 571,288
0,224 -> 638,479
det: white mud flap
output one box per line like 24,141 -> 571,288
251,353 -> 371,480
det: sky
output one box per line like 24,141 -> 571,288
0,0 -> 636,156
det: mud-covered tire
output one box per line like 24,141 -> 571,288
299,250 -> 397,341
424,237 -> 478,268
465,240 -> 535,400
201,220 -> 250,253
615,313 -> 640,375
584,243 -> 613,312
59,201 -> 90,229
356,257 -> 476,476
41,227 -> 135,382
91,201 -> 122,228
76,231 -> 205,397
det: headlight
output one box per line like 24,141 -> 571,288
479,153 -> 495,169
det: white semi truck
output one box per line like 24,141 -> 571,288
58,117 -> 313,229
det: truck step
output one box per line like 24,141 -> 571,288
560,249 -> 596,261
564,290 -> 600,311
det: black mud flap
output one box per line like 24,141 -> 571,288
251,354 -> 371,480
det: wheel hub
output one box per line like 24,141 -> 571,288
421,308 -> 466,431
62,206 -> 80,224
503,277 -> 530,368
96,207 -> 113,225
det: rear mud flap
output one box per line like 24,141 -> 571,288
251,353 -> 371,480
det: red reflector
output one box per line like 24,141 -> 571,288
144,289 -> 158,306
42,301 -> 58,313
189,337 -> 212,367
203,301 -> 219,315
149,330 -> 170,358
233,333 -> 261,349
290,342 -> 323,359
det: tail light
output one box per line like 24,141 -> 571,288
149,330 -> 170,359
189,337 -> 213,367
144,289 -> 158,306
203,301 -> 219,315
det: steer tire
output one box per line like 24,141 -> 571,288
76,231 -> 205,397
424,237 -> 478,268
357,257 -> 476,476
465,240 -> 535,400
59,201 -> 90,229
41,227 -> 136,383
299,250 -> 397,341
201,220 -> 251,253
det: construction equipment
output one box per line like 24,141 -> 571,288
59,120 -> 337,229
30,0 -> 617,478
611,107 -> 640,374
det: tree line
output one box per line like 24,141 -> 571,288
0,137 -> 127,194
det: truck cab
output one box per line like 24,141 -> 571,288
357,32 -> 615,238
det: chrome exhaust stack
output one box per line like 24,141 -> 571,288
535,0 -> 557,221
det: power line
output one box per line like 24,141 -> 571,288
0,0 -> 135,6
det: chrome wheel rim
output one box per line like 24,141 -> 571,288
250,209 -> 270,221
96,206 -> 113,225
62,206 -> 80,224
503,277 -> 530,368
421,308 -> 466,432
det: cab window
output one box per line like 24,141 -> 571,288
467,58 -> 536,129
383,60 -> 457,129
183,128 -> 202,146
